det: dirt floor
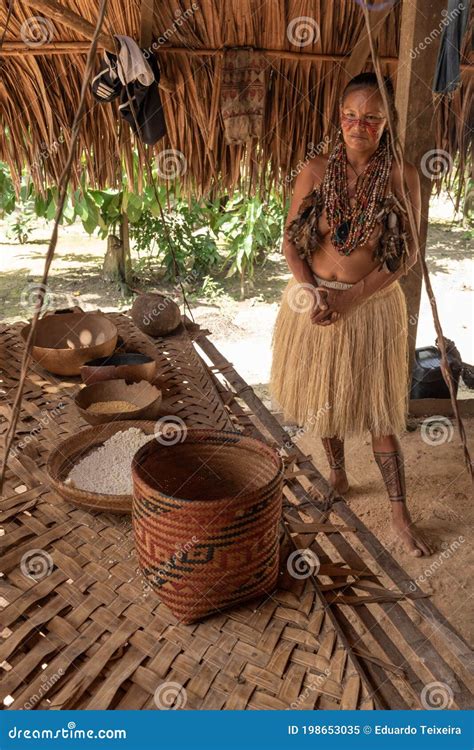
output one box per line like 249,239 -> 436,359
1,195 -> 473,645
298,419 -> 474,646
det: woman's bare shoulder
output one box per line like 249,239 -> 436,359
306,154 -> 329,187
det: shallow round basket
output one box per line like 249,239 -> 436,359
74,379 -> 162,425
132,428 -> 284,624
46,421 -> 157,513
21,312 -> 118,376
80,352 -> 157,385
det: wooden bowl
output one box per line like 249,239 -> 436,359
21,313 -> 118,376
80,352 -> 157,385
75,379 -> 162,425
46,420 -> 157,513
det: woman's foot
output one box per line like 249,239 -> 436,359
329,468 -> 350,495
391,501 -> 432,557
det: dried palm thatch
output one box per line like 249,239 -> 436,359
0,0 -> 472,199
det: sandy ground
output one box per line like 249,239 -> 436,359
0,197 -> 473,644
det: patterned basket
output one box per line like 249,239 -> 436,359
131,428 -> 284,624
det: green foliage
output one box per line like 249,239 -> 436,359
6,200 -> 36,243
129,197 -> 221,282
219,192 -> 284,282
0,160 -> 286,293
0,164 -> 16,217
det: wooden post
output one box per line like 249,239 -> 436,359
120,213 -> 132,286
344,0 -> 395,79
395,0 -> 446,389
140,0 -> 155,48
24,0 -> 115,51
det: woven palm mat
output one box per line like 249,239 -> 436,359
0,314 -> 374,710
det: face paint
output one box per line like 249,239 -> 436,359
340,113 -> 384,139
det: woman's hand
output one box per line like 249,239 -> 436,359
310,286 -> 358,325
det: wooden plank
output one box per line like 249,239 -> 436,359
344,1 -> 395,79
191,323 -> 474,700
409,398 -> 474,417
140,0 -> 155,49
395,0 -> 449,386
24,0 -> 115,51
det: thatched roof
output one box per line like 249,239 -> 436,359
0,0 -> 472,198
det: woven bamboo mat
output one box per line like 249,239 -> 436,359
190,318 -> 474,711
0,314 -> 375,710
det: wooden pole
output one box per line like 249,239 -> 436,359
395,0 -> 447,393
24,0 -> 115,51
344,0 -> 395,79
140,0 -> 155,49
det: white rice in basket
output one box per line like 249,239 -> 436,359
66,427 -> 153,495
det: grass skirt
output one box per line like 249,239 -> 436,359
269,276 -> 409,439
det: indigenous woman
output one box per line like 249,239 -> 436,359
270,72 -> 431,557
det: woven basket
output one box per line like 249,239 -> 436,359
46,421 -> 157,513
131,428 -> 284,624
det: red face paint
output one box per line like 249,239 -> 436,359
340,113 -> 383,138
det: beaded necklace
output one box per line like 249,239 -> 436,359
322,128 -> 392,256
